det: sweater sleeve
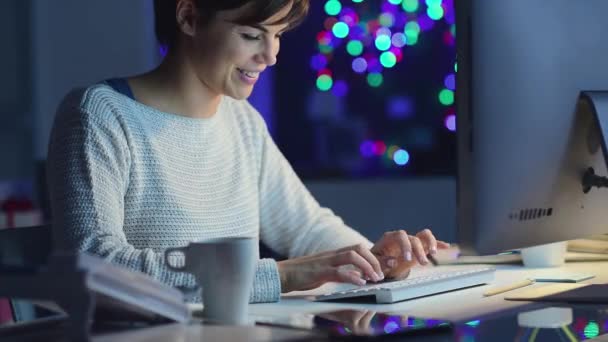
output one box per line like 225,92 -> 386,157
47,90 -> 280,303
252,107 -> 373,259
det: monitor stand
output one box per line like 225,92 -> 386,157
521,91 -> 608,268
520,241 -> 568,268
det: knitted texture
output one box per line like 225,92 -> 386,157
47,84 -> 372,303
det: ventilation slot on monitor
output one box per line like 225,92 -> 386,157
510,208 -> 553,221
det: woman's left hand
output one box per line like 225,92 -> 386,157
370,229 -> 450,280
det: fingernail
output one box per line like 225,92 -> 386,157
405,252 -> 412,261
378,271 -> 385,280
387,259 -> 397,268
357,278 -> 367,286
431,247 -> 437,254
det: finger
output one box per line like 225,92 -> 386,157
392,230 -> 413,262
352,244 -> 384,281
329,268 -> 367,286
332,250 -> 379,282
357,310 -> 376,334
416,228 -> 438,254
409,236 -> 429,265
335,244 -> 383,280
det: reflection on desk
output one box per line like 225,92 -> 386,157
93,322 -> 321,342
454,305 -> 608,342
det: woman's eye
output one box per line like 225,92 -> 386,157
241,33 -> 261,41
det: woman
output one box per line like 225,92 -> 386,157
47,0 -> 449,303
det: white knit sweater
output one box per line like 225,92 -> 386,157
47,84 -> 372,302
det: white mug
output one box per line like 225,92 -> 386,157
165,237 -> 257,325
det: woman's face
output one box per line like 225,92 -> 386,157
188,4 -> 292,100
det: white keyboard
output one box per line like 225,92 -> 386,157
316,266 -> 495,304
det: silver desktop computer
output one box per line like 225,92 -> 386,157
455,0 -> 608,264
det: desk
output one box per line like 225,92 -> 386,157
6,261 -> 608,341
251,261 -> 608,323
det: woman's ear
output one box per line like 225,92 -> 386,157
176,0 -> 199,37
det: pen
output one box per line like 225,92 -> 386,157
483,279 -> 535,297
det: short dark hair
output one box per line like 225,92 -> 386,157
154,0 -> 310,51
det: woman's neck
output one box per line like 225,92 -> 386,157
128,51 -> 222,119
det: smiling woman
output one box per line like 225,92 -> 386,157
46,0 -> 447,305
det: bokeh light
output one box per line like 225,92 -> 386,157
379,12 -> 395,27
391,32 -> 407,48
367,72 -> 384,87
316,74 -> 333,91
394,149 -> 410,166
324,0 -> 342,16
332,80 -> 349,97
380,51 -> 397,68
373,141 -> 387,155
444,73 -> 456,90
375,34 -> 392,51
402,0 -> 419,13
584,321 -> 600,339
360,141 -> 374,157
439,89 -> 454,105
332,22 -> 350,38
347,40 -> 364,56
445,114 -> 456,131
310,54 -> 328,71
352,57 -> 368,73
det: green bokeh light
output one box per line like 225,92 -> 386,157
317,74 -> 333,91
380,51 -> 397,68
584,322 -> 599,339
439,89 -> 454,105
375,34 -> 392,51
405,32 -> 419,45
402,0 -> 419,13
405,21 -> 421,35
324,0 -> 342,16
379,13 -> 395,27
425,0 -> 442,6
352,0 -> 364,2
388,0 -> 402,4
319,44 -> 333,54
346,40 -> 364,56
367,73 -> 383,87
332,22 -> 350,38
427,5 -> 445,20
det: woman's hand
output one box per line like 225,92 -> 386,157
371,229 -> 450,279
277,243 -> 384,293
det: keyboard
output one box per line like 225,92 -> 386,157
315,266 -> 495,304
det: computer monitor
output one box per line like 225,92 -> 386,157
455,0 -> 608,255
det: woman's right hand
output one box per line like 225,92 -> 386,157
276,244 -> 385,293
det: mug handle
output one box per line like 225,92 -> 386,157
165,246 -> 188,272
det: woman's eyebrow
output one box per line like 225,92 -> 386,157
248,23 -> 268,33
247,22 -> 289,34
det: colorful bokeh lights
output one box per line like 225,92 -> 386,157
311,0 -> 457,169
